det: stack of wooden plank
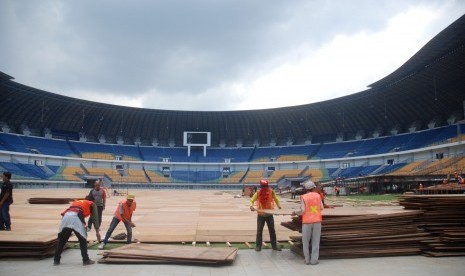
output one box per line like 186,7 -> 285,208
0,233 -> 58,258
398,194 -> 465,257
28,197 -> 75,204
98,243 -> 238,265
282,209 -> 431,259
417,183 -> 465,194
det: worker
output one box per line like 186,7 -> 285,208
292,180 -> 324,265
249,179 -> 282,251
0,172 -> 13,231
54,196 -> 101,265
316,183 -> 333,208
291,185 -> 297,199
86,179 -> 106,232
98,194 -> 136,249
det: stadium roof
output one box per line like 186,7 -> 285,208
1,15 -> 464,147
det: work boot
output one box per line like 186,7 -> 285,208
255,246 -> 261,252
98,242 -> 106,250
83,259 -> 95,265
272,246 -> 282,251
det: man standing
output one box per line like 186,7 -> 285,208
249,179 -> 282,251
98,194 -> 136,249
0,172 -> 13,231
87,179 -> 106,232
292,180 -> 324,265
291,185 -> 297,199
54,197 -> 101,265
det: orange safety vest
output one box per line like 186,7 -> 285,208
63,199 -> 93,217
302,192 -> 322,224
256,188 -> 275,210
114,199 -> 136,221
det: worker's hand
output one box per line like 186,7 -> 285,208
291,211 -> 296,216
130,222 -> 136,228
250,206 -> 255,211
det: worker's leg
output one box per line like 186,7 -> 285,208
265,215 -> 277,248
102,217 -> 120,244
73,229 -> 91,262
123,221 -> 133,244
310,222 -> 321,265
1,201 -> 11,230
54,227 -> 72,264
97,206 -> 104,228
255,215 -> 266,250
0,203 -> 5,229
301,224 -> 312,264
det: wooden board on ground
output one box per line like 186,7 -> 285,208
99,243 -> 238,265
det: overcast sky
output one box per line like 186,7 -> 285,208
1,1 -> 464,111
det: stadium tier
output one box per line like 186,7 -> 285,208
0,123 -> 464,184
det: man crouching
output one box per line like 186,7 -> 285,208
54,196 -> 101,265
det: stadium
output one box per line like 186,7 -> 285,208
1,5 -> 465,274
1,15 -> 465,194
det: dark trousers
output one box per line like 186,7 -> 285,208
0,200 -> 11,230
256,215 -> 277,248
102,217 -> 132,244
87,206 -> 104,230
54,227 -> 89,263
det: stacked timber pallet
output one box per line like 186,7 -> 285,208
28,197 -> 75,204
0,233 -> 58,258
416,183 -> 465,194
282,210 -> 431,259
98,243 -> 238,265
398,194 -> 465,257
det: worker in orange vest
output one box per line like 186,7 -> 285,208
292,180 -> 324,265
250,179 -> 282,251
54,196 -> 101,266
98,194 -> 136,249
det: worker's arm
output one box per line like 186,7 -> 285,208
102,190 -> 106,210
272,190 -> 282,209
292,199 -> 305,216
249,192 -> 258,211
0,191 -> 10,205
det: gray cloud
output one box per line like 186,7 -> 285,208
1,0 -> 463,110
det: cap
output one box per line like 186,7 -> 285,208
127,194 -> 135,200
259,179 -> 269,186
303,181 -> 316,190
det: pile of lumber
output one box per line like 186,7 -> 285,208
0,234 -> 58,258
282,210 -> 431,259
416,183 -> 465,194
28,197 -> 75,204
398,194 -> 465,257
98,243 -> 238,265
